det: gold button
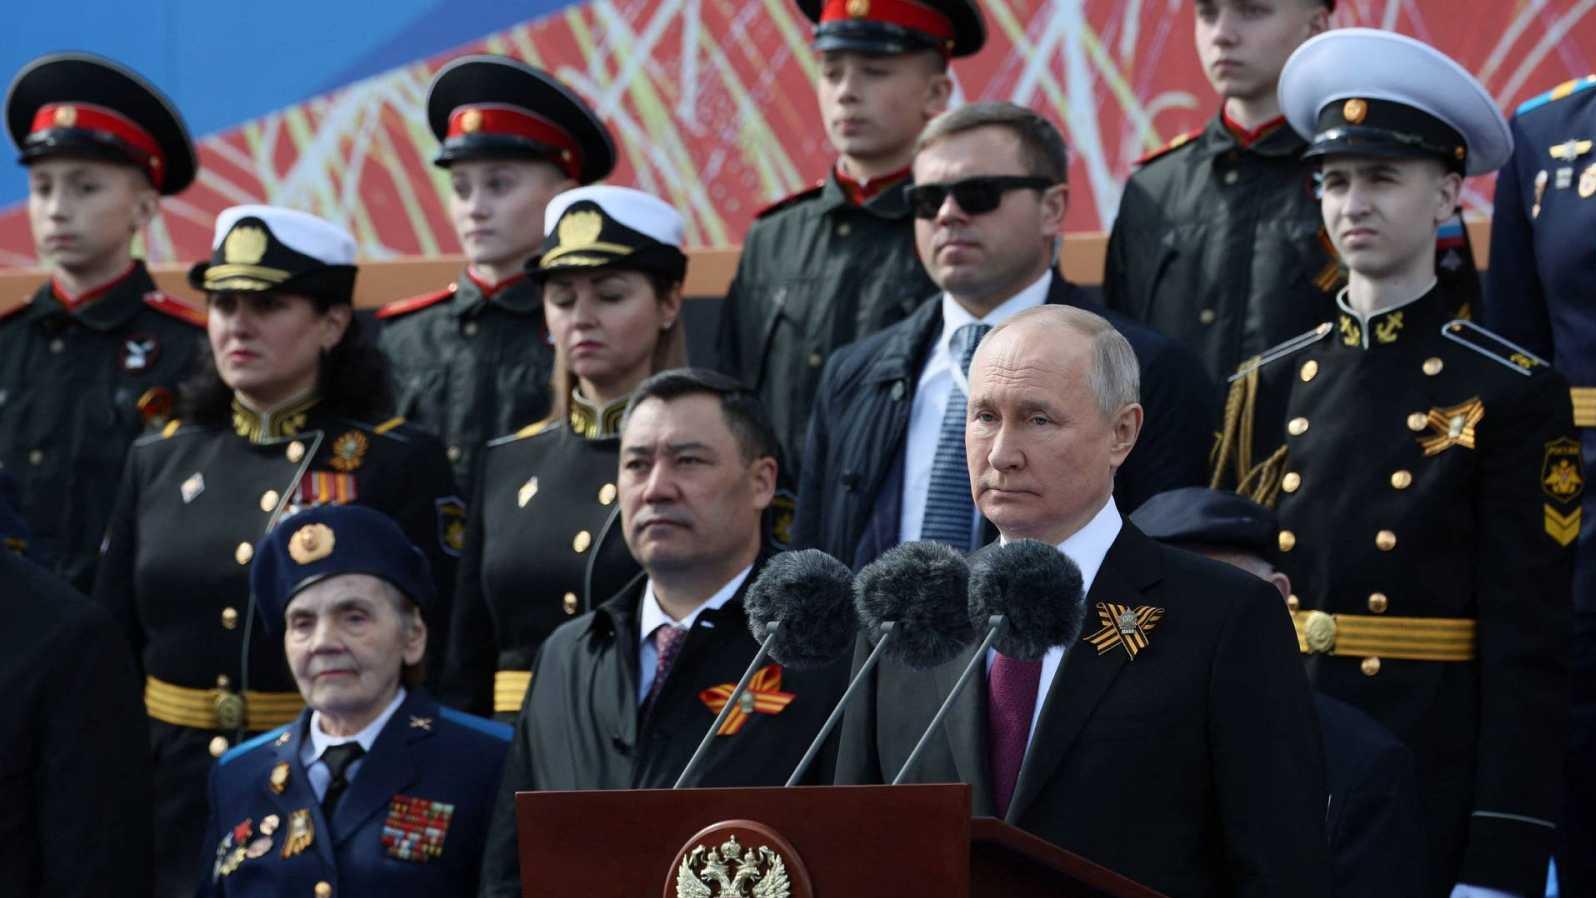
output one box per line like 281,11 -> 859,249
221,607 -> 240,629
260,489 -> 280,512
209,736 -> 230,758
1422,357 -> 1443,376
27,448 -> 44,465
1300,360 -> 1319,382
1286,594 -> 1300,612
216,674 -> 231,689
807,352 -> 824,368
49,338 -> 65,354
598,483 -> 617,506
463,321 -> 479,337
314,883 -> 333,898
1368,592 -> 1389,613
563,592 -> 578,615
1278,530 -> 1297,552
447,445 -> 463,462
1361,657 -> 1382,677
1287,417 -> 1310,436
286,441 -> 306,463
235,542 -> 254,565
1281,472 -> 1302,493
1375,530 -> 1397,551
1406,412 -> 1428,432
573,530 -> 592,553
1224,170 -> 1239,185
836,222 -> 851,237
1390,470 -> 1413,490
1199,308 -> 1216,325
1302,610 -> 1337,654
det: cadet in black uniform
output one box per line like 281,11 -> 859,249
93,206 -> 461,898
1484,75 -> 1596,898
714,0 -> 984,472
1216,30 -> 1574,898
376,55 -> 616,494
444,185 -> 688,718
0,52 -> 205,592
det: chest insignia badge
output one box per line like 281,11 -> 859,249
1086,602 -> 1165,660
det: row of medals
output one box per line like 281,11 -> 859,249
213,809 -> 314,879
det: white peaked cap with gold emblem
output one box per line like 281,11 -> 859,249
208,204 -> 356,264
189,204 -> 359,303
534,185 -> 688,282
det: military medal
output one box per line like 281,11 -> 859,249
1580,163 -> 1596,199
121,334 -> 159,372
1416,397 -> 1484,456
381,795 -> 455,862
1556,166 -> 1574,190
281,809 -> 315,859
518,476 -> 539,508
1085,602 -> 1165,660
245,835 -> 274,859
328,430 -> 369,472
269,761 -> 290,794
180,472 -> 206,504
698,665 -> 795,736
261,814 -> 281,835
1533,170 -> 1548,218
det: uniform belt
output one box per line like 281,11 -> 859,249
1291,610 -> 1476,662
494,669 -> 533,715
144,676 -> 304,731
1572,387 -> 1596,428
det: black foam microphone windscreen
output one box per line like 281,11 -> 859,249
854,540 -> 975,670
967,539 -> 1087,661
744,549 -> 857,669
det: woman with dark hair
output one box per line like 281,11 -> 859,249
444,185 -> 688,719
93,205 -> 461,898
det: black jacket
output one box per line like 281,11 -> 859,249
833,525 -> 1332,898
794,272 -> 1216,567
478,556 -> 849,898
1316,693 -> 1429,898
0,261 -> 206,592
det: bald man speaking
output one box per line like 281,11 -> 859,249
834,305 -> 1331,896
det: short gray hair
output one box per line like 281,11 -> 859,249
915,102 -> 1069,183
985,305 -> 1139,418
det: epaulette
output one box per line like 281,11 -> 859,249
439,707 -> 513,742
755,181 -> 825,219
134,420 -> 190,446
217,725 -> 290,766
376,285 -> 455,320
1440,319 -> 1548,376
1135,128 -> 1204,166
1228,322 -> 1334,383
1517,75 -> 1596,117
373,416 -> 406,435
142,291 -> 207,328
487,419 -> 556,447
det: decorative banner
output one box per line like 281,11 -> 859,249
3,1 -> 1594,266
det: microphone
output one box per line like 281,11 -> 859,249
892,539 -> 1085,786
672,550 -> 856,789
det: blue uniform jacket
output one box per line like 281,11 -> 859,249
195,690 -> 509,898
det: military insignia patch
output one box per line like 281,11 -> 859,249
1085,602 -> 1165,660
1542,437 -> 1585,503
1547,505 -> 1582,547
517,476 -> 538,508
436,497 -> 466,557
1581,163 -> 1596,199
328,430 -> 369,472
1338,314 -> 1359,347
287,524 -> 335,565
281,809 -> 314,859
295,471 -> 359,506
1534,170 -> 1548,219
181,472 -> 206,504
1373,311 -> 1404,344
121,334 -> 159,372
699,665 -> 795,736
269,761 -> 291,793
1417,397 -> 1484,456
768,489 -> 797,549
381,795 -> 455,862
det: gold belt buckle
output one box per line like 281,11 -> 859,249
1303,610 -> 1338,654
214,691 -> 246,730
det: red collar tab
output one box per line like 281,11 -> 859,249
32,103 -> 166,189
466,268 -> 528,299
51,262 -> 138,311
835,161 -> 912,205
820,0 -> 955,45
1221,112 -> 1288,149
447,104 -> 583,180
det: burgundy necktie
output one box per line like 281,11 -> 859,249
641,623 -> 687,718
986,652 -> 1042,818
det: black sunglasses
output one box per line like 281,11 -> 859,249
906,175 -> 1057,219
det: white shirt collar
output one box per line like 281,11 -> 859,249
307,687 -> 406,758
936,269 -> 1052,365
1000,495 -> 1122,596
638,564 -> 755,638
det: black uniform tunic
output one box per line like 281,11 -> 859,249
0,261 -> 206,591
376,271 -> 555,493
443,392 -> 640,718
1226,286 -> 1575,897
93,396 -> 460,898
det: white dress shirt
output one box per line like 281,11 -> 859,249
899,271 -> 1053,544
987,496 -> 1122,755
299,687 -> 406,800
636,565 -> 754,703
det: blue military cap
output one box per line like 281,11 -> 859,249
249,504 -> 434,632
1130,487 -> 1279,563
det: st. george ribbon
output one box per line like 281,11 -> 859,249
891,538 -> 1087,785
671,549 -> 857,789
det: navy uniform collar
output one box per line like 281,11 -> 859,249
231,394 -> 322,443
28,261 -> 159,332
568,389 -> 629,440
1334,282 -> 1446,350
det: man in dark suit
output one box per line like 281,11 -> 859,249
794,101 -> 1214,569
479,369 -> 847,898
835,305 -> 1330,897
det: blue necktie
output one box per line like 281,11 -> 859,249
920,322 -> 990,549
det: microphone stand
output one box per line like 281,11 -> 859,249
672,621 -> 780,789
892,615 -> 1004,786
783,622 -> 895,787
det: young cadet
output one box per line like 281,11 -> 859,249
1104,0 -> 1335,388
715,0 -> 984,473
0,52 -> 204,593
377,55 -> 615,494
1216,29 -> 1574,898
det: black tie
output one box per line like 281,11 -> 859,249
319,742 -> 365,820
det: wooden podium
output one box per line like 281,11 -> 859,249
515,784 -> 1168,898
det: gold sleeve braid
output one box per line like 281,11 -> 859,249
1209,357 -> 1289,508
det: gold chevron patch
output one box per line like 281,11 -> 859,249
1546,504 -> 1582,547
1085,602 -> 1165,660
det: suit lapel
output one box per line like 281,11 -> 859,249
1005,524 -> 1163,823
330,691 -> 428,846
930,640 -> 996,816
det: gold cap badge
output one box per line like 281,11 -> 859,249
1342,98 -> 1368,125
288,523 -> 335,564
224,224 -> 269,266
460,108 -> 483,133
847,0 -> 870,16
556,209 -> 604,252
53,105 -> 77,127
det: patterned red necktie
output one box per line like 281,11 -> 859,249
986,652 -> 1042,818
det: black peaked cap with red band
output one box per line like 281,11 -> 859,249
796,0 -> 985,58
426,54 -> 615,184
6,51 -> 197,195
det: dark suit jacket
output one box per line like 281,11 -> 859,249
1316,693 -> 1429,898
834,523 -> 1332,897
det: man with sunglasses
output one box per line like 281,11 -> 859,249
794,101 -> 1215,568
714,0 -> 982,478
